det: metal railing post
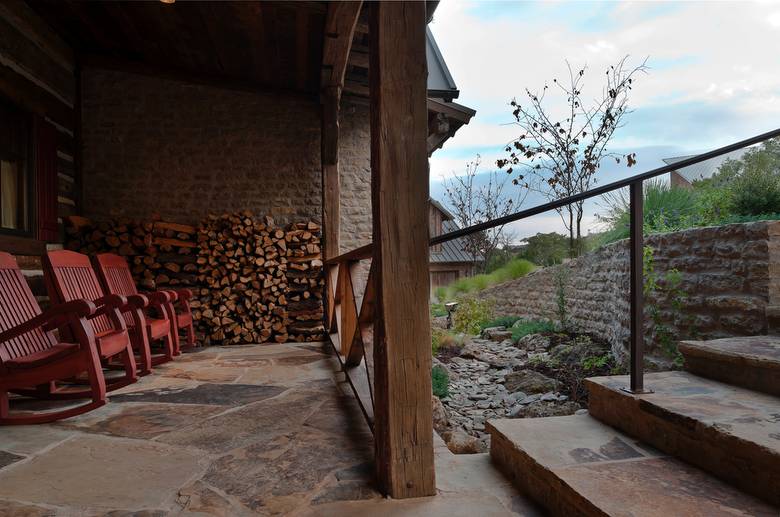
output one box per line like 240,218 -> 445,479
626,180 -> 651,394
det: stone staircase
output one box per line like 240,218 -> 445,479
487,335 -> 780,516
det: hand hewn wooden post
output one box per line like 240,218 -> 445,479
369,0 -> 435,498
321,86 -> 340,260
320,1 -> 361,260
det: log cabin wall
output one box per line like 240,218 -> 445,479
80,67 -> 325,226
0,1 -> 78,243
0,1 -> 78,295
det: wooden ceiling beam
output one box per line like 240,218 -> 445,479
80,53 -> 317,102
321,1 -> 363,95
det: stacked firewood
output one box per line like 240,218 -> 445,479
64,212 -> 325,345
64,216 -> 197,291
193,211 -> 325,346
131,222 -> 198,290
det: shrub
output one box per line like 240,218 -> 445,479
431,327 -> 464,355
511,319 -> 557,342
430,302 -> 448,318
453,297 -> 494,335
730,167 -> 780,216
432,366 -> 449,398
692,183 -> 733,226
431,327 -> 445,355
517,232 -> 570,266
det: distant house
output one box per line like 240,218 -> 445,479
663,148 -> 751,188
429,199 -> 479,294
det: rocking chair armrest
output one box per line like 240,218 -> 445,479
175,289 -> 193,302
143,290 -> 171,305
94,294 -> 128,309
161,289 -> 178,302
0,299 -> 96,343
92,294 -> 128,320
124,294 -> 149,310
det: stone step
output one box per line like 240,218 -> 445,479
678,336 -> 780,396
487,414 -> 776,516
586,371 -> 780,506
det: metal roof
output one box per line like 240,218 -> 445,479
426,27 -> 459,101
429,198 -> 455,220
430,219 -> 479,264
662,147 -> 752,184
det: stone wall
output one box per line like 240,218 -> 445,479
81,68 -> 377,250
478,221 -> 780,359
81,67 -> 323,226
338,99 -> 372,254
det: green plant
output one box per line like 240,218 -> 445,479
553,267 -> 570,330
730,167 -> 780,216
582,353 -> 611,371
431,327 -> 445,356
600,180 -> 699,244
480,315 -> 521,330
452,297 -> 494,335
430,302 -> 448,318
643,246 -> 688,365
436,259 -> 535,301
517,232 -> 570,266
491,258 -> 536,283
432,366 -> 449,398
511,319 -> 557,342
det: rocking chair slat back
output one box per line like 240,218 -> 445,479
44,251 -> 114,335
0,252 -> 53,363
93,254 -> 138,328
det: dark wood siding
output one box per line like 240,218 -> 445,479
0,1 -> 77,251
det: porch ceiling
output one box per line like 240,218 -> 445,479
26,0 -> 327,94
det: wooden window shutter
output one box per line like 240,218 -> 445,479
34,116 -> 58,242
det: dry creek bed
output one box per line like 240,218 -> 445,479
433,328 -> 612,454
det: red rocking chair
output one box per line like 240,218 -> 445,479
0,252 -> 107,424
43,250 -> 137,390
92,253 -> 176,371
170,287 -> 196,353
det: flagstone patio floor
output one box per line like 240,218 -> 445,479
0,342 -> 538,516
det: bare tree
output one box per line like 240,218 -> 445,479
497,56 -> 648,256
443,155 -> 523,271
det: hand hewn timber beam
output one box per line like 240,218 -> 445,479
321,1 -> 362,260
321,1 -> 362,91
321,87 -> 341,259
370,1 -> 435,499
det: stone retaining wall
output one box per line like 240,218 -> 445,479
478,221 -> 780,359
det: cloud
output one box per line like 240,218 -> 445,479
427,1 -> 780,238
429,0 -> 780,156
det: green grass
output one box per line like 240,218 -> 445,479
600,180 -> 699,244
432,366 -> 449,398
480,316 -> 521,330
510,319 -> 557,342
436,258 -> 535,301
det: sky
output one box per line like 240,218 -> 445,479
427,0 -> 780,241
